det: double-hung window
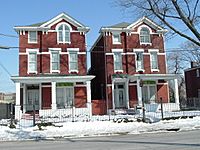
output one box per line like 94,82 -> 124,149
140,27 -> 151,44
150,52 -> 158,70
112,33 -> 121,44
51,50 -> 60,72
57,23 -> 71,43
28,31 -> 37,43
28,50 -> 37,73
69,51 -> 78,72
136,52 -> 144,71
112,49 -> 123,72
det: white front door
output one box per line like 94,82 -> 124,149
26,89 -> 39,111
114,84 -> 126,109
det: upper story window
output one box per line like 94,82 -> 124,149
50,49 -> 60,73
28,31 -> 37,43
27,49 -> 38,73
197,69 -> 200,77
150,52 -> 158,70
140,27 -> 151,44
68,48 -> 79,73
112,49 -> 123,72
135,51 -> 144,71
112,33 -> 121,44
56,23 -> 71,44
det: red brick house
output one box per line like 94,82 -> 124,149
185,63 -> 200,99
11,13 -> 94,120
90,17 -> 180,115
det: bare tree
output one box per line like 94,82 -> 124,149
116,0 -> 200,46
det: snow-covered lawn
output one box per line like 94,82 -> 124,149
0,111 -> 200,141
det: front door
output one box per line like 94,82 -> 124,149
114,84 -> 126,109
26,89 -> 39,111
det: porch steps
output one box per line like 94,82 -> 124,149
21,113 -> 40,120
112,109 -> 136,115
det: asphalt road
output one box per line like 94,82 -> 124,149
0,130 -> 200,150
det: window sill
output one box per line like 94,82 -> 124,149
114,70 -> 123,73
113,42 -> 122,45
28,41 -> 38,44
140,42 -> 152,45
151,69 -> 159,72
136,69 -> 145,73
57,41 -> 71,44
51,70 -> 60,74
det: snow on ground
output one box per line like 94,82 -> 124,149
0,111 -> 200,141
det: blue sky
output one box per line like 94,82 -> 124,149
0,0 -> 182,93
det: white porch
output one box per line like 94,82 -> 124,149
11,75 -> 95,120
111,74 -> 180,112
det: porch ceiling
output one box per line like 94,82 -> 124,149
11,75 -> 95,84
129,74 -> 179,82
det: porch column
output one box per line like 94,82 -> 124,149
86,81 -> 92,118
137,79 -> 142,106
15,82 -> 22,120
51,82 -> 57,109
23,84 -> 26,113
126,80 -> 130,109
112,80 -> 115,110
174,78 -> 180,104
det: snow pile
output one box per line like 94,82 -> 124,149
0,116 -> 200,141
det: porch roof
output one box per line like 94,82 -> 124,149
112,74 -> 179,82
11,75 -> 95,84
129,74 -> 178,82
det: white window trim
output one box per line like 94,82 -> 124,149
134,49 -> 144,72
112,32 -> 121,44
27,49 -> 39,74
149,49 -> 159,72
113,52 -> 123,73
138,25 -> 152,45
49,48 -> 61,73
112,49 -> 123,53
56,22 -> 72,44
68,49 -> 79,73
28,31 -> 38,44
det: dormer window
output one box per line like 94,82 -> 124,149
28,31 -> 37,43
112,33 -> 121,44
56,23 -> 71,43
140,27 -> 151,44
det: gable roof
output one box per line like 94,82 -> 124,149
14,12 -> 89,32
101,16 -> 167,33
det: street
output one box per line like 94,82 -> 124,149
0,130 -> 200,150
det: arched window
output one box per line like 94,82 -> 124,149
140,27 -> 150,43
57,23 -> 71,43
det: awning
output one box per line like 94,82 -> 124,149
11,75 -> 95,84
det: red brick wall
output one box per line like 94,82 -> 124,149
19,20 -> 87,76
74,87 -> 87,108
92,100 -> 107,115
129,85 -> 138,107
185,69 -> 200,98
157,84 -> 169,103
42,87 -> 51,109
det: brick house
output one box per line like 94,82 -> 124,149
11,13 -> 94,120
185,63 -> 200,99
90,17 -> 180,115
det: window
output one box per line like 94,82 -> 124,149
150,52 -> 158,70
196,69 -> 200,77
28,52 -> 37,73
56,87 -> 73,109
140,27 -> 150,43
112,33 -> 121,44
114,52 -> 123,71
142,85 -> 156,103
51,51 -> 60,72
69,51 -> 78,72
136,52 -> 144,71
28,31 -> 37,43
57,23 -> 70,43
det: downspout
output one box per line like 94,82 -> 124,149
103,31 -> 109,114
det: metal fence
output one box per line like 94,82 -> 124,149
1,101 -> 200,128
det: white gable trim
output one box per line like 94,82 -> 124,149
41,13 -> 84,28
